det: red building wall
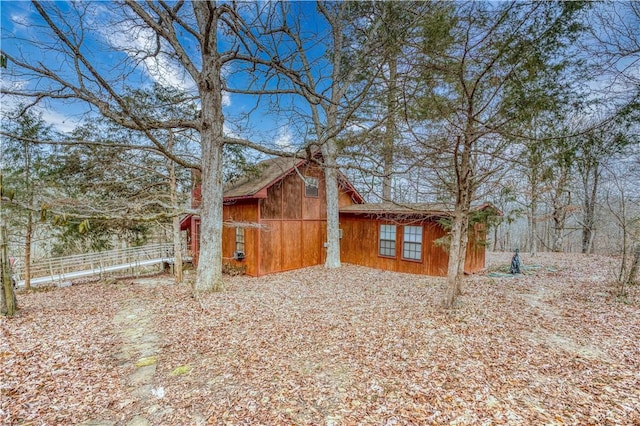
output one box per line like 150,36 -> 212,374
339,216 -> 486,277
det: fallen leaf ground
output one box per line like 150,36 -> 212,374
1,252 -> 639,425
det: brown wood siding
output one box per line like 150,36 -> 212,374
302,166 -> 326,220
191,217 -> 200,266
423,222 -> 449,276
258,219 -> 326,275
283,174 -> 302,219
222,200 -> 260,276
302,221 -> 326,267
338,190 -> 355,208
281,221 -> 303,270
188,158 -> 361,276
339,216 -> 450,276
464,222 -> 486,273
255,165 -> 343,276
260,180 -> 283,219
259,220 -> 282,275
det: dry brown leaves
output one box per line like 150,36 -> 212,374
1,252 -> 639,425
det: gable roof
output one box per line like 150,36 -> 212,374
223,156 -> 303,200
223,154 -> 364,203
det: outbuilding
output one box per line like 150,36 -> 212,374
181,155 -> 495,277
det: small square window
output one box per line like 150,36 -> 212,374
305,176 -> 319,197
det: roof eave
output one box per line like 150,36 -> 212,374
223,188 -> 268,202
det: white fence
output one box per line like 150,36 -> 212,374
14,243 -> 175,286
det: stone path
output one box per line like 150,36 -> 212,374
81,278 -> 171,426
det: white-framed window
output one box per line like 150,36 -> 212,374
305,176 -> 319,197
235,227 -> 245,253
402,225 -> 423,261
379,224 -> 396,257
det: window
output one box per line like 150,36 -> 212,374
305,176 -> 319,197
403,225 -> 423,261
379,224 -> 396,257
235,227 -> 245,253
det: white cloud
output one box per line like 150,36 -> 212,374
0,75 -> 77,132
222,91 -> 231,107
39,109 -> 78,133
95,5 -> 231,105
11,13 -> 30,27
274,127 -> 295,152
0,76 -> 27,93
103,23 -> 196,92
223,123 -> 240,139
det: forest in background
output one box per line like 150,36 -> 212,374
1,1 -> 638,306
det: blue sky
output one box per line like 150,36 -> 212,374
2,1 -> 637,150
0,1 -> 330,153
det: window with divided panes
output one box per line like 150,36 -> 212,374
402,225 -> 422,261
235,227 -> 245,253
379,224 -> 396,257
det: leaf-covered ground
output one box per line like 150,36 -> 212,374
1,252 -> 639,425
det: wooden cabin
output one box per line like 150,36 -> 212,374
180,155 -> 363,276
339,203 -> 489,275
181,155 -> 494,277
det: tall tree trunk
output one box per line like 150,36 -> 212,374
23,212 -> 33,290
455,212 -> 470,296
582,163 -> 599,254
195,142 -> 224,292
529,197 -> 538,256
24,141 -> 33,289
444,209 -> 462,308
552,202 -> 566,252
381,57 -> 397,201
625,243 -> 640,286
1,226 -> 17,317
323,142 -> 341,269
172,218 -> 183,283
443,136 -> 472,308
193,2 -> 224,293
168,132 -> 183,283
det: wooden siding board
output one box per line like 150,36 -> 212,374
299,165 -> 325,220
281,221 -> 304,271
260,180 -> 283,219
283,174 -> 303,219
423,222 -> 449,276
259,220 -> 282,275
464,223 -> 486,273
302,221 -> 324,267
338,190 -> 355,208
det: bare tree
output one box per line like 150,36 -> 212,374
411,2 -> 588,307
1,1 -> 303,292
603,159 -> 640,295
258,1 -> 387,268
576,118 -> 632,254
